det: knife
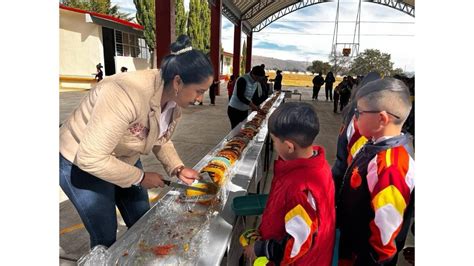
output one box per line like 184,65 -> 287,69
162,179 -> 213,193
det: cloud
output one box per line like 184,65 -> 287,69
270,22 -> 301,31
254,41 -> 300,51
112,0 -> 415,72
222,19 -> 233,29
248,1 -> 414,71
111,0 -> 136,11
111,0 -> 136,17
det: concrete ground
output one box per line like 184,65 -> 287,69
59,85 -> 413,265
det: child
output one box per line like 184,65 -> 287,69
333,80 -> 342,113
227,75 -> 236,101
94,63 -> 103,82
332,72 -> 380,195
242,102 -> 335,265
337,78 -> 415,266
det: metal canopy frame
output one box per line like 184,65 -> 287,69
218,0 -> 414,33
242,0 -> 276,20
252,0 -> 325,32
368,0 -> 415,17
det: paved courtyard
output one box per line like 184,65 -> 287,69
59,85 -> 413,265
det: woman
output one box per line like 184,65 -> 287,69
59,35 -> 213,248
227,65 -> 265,129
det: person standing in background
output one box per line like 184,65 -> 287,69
209,80 -> 219,105
325,71 -> 335,101
312,71 -> 325,100
227,75 -> 236,101
339,76 -> 352,111
94,63 -> 104,82
271,70 -> 283,92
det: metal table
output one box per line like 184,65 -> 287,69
79,93 -> 285,266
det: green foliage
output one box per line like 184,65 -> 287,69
187,0 -> 203,50
392,67 -> 404,76
62,0 -> 133,21
329,52 -> 352,76
133,0 -> 155,54
241,40 -> 247,75
307,60 -> 332,74
350,49 -> 394,76
200,0 -> 211,54
175,0 -> 187,37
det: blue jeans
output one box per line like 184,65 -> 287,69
60,154 -> 150,248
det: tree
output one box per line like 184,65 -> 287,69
62,0 -> 133,21
392,68 -> 404,76
200,0 -> 211,54
329,52 -> 352,76
134,0 -> 155,67
350,49 -> 394,76
175,0 -> 187,37
240,40 -> 247,75
307,60 -> 331,74
187,0 -> 204,50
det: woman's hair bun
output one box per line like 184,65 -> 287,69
170,35 -> 191,53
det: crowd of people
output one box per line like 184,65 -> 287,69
62,33 -> 415,265
239,72 -> 415,266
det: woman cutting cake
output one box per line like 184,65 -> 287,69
59,35 -> 214,248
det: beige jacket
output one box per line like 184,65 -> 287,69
60,69 -> 183,187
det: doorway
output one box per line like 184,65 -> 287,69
102,27 -> 116,76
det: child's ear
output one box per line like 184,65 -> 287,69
379,112 -> 391,126
284,140 -> 295,153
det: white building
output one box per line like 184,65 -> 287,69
60,4 -> 151,90
221,51 -> 233,77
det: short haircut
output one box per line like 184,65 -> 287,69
160,35 -> 213,89
356,78 -> 411,125
268,102 -> 320,148
251,65 -> 266,77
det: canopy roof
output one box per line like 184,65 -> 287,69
217,0 -> 414,35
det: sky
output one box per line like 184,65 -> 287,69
111,0 -> 415,72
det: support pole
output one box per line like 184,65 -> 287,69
245,32 -> 253,73
210,0 -> 222,95
232,21 -> 241,79
155,0 -> 175,68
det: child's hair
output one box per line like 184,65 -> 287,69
356,78 -> 411,125
268,102 -> 319,148
160,35 -> 213,89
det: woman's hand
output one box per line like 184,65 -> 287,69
140,172 -> 165,189
249,102 -> 260,112
177,167 -> 199,185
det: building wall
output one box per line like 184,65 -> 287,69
115,56 -> 151,73
60,9 -> 103,78
222,54 -> 232,76
60,9 -> 151,90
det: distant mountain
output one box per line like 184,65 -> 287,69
251,55 -> 311,72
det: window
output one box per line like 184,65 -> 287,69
115,30 -> 150,59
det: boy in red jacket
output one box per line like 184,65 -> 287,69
242,102 -> 336,265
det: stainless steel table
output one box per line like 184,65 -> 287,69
78,93 -> 285,266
